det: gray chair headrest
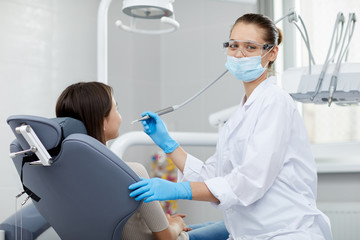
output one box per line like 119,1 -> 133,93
7,115 -> 87,152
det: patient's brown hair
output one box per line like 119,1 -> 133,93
56,82 -> 113,144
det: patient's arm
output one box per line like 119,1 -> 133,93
153,214 -> 186,240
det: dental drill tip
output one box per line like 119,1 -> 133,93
328,98 -> 332,107
130,115 -> 151,124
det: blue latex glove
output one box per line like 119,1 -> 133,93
141,111 -> 179,154
129,177 -> 192,203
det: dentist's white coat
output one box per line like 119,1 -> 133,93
178,76 -> 332,240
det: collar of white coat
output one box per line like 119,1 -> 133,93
241,76 -> 277,110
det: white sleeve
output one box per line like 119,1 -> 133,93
177,153 -> 218,182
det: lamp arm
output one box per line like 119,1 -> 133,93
97,0 -> 113,84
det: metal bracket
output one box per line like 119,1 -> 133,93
10,125 -> 52,166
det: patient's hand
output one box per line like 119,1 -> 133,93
183,226 -> 193,232
153,213 -> 187,240
166,213 -> 186,232
167,214 -> 193,232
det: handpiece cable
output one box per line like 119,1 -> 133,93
131,70 -> 229,124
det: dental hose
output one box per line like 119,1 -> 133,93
131,69 -> 229,124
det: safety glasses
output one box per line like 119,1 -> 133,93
223,40 -> 274,57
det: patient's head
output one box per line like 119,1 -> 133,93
56,82 -> 122,144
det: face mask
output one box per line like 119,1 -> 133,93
225,49 -> 272,82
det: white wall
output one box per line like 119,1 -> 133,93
0,0 -> 99,222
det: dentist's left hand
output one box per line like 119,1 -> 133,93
129,177 -> 192,203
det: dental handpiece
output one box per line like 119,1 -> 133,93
131,69 -> 229,124
131,107 -> 175,124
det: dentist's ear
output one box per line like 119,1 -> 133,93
269,45 -> 279,62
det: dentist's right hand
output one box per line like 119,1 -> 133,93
141,111 -> 179,154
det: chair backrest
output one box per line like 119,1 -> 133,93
7,115 -> 141,240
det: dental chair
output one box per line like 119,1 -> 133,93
0,115 -> 141,240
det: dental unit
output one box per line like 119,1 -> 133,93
281,12 -> 358,106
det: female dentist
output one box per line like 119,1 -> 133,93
129,13 -> 333,240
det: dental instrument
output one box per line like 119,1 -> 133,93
283,62 -> 360,104
328,13 -> 356,106
131,69 -> 229,124
311,12 -> 345,101
279,12 -> 360,106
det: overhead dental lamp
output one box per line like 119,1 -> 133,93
122,0 -> 173,19
116,0 -> 180,34
97,0 -> 179,84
